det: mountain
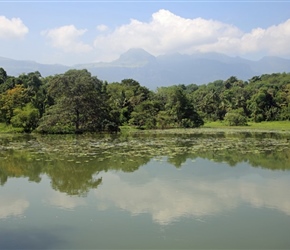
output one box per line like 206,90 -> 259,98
112,48 -> 157,67
0,56 -> 69,77
74,49 -> 290,88
1,49 -> 290,89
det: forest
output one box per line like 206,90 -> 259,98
0,67 -> 290,133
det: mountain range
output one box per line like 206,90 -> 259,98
1,48 -> 290,89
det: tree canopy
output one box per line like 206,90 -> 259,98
0,66 -> 289,133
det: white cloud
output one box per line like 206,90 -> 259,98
95,173 -> 236,225
94,170 -> 290,225
42,25 -> 92,53
0,16 -> 28,39
96,24 -> 108,32
200,19 -> 290,57
93,9 -> 290,61
43,191 -> 86,210
0,196 -> 29,219
243,19 -> 290,56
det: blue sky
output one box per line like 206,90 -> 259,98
1,1 -> 290,65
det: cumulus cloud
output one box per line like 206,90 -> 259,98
93,9 -> 290,61
242,19 -> 290,56
0,16 -> 28,39
94,170 -> 290,225
42,25 -> 92,53
95,173 -> 235,225
200,19 -> 290,57
0,196 -> 29,219
43,191 -> 86,210
96,24 -> 108,32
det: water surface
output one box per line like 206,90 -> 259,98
0,132 -> 290,249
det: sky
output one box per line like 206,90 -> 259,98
1,0 -> 290,66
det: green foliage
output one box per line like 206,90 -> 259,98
188,73 -> 290,123
0,85 -> 29,124
156,111 -> 174,129
1,132 -> 290,195
129,100 -> 160,129
36,101 -> 76,134
247,89 -> 278,122
0,67 -> 290,133
38,69 -> 116,133
204,120 -> 290,131
155,85 -> 203,128
0,68 -> 7,85
106,79 -> 151,125
11,103 -> 40,132
0,122 -> 23,133
224,109 -> 248,126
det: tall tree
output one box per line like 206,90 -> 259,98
0,85 -> 28,124
0,68 -> 7,85
155,85 -> 203,128
106,79 -> 151,125
37,69 -> 114,133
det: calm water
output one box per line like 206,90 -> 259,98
1,132 -> 290,249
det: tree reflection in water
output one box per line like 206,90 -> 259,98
0,132 -> 289,196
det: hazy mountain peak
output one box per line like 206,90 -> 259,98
1,51 -> 290,89
113,48 -> 156,67
120,48 -> 154,57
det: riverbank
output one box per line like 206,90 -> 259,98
204,121 -> 290,131
1,121 -> 290,134
119,122 -> 290,138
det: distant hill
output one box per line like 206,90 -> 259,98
0,56 -> 69,77
1,49 -> 290,89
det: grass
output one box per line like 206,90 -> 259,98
0,123 -> 23,133
119,125 -> 139,132
204,120 -> 290,131
120,121 -> 290,135
1,121 -> 290,134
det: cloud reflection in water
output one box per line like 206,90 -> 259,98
0,195 -> 29,219
94,164 -> 290,225
43,191 -> 87,210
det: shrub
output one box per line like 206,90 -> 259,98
224,110 -> 248,126
11,104 -> 40,132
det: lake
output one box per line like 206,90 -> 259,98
1,130 -> 290,249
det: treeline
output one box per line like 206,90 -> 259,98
0,67 -> 289,133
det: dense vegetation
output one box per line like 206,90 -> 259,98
0,67 -> 289,133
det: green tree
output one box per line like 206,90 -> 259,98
190,81 -> 224,121
129,100 -> 161,129
224,109 -> 248,126
37,69 -> 114,133
0,68 -> 7,85
11,103 -> 40,132
0,85 -> 29,124
247,89 -> 279,122
107,79 -> 151,125
155,85 -> 203,128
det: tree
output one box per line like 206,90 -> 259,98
155,85 -> 203,128
190,82 -> 224,121
224,76 -> 238,89
0,85 -> 28,124
106,79 -> 151,125
224,109 -> 248,126
37,69 -> 115,133
0,68 -> 7,85
11,103 -> 40,132
247,89 -> 279,122
129,100 -> 161,129
17,72 -> 47,117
